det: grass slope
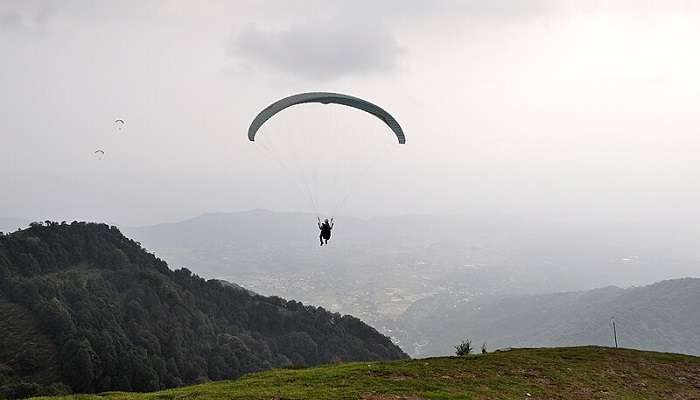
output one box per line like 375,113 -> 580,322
34,347 -> 699,400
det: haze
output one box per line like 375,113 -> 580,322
2,1 -> 700,238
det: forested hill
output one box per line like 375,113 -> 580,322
0,222 -> 407,399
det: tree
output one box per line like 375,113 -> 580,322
37,299 -> 76,338
454,339 -> 473,357
60,338 -> 97,392
13,344 -> 42,373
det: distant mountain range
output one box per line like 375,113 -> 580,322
0,222 -> 405,398
122,210 -> 700,328
389,278 -> 700,357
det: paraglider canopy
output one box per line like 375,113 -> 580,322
247,92 -> 405,219
248,92 -> 405,144
94,150 -> 104,154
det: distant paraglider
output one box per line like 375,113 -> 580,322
94,149 -> 105,160
114,119 -> 125,131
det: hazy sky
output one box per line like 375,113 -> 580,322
2,1 -> 700,227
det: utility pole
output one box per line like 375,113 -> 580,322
610,317 -> 618,348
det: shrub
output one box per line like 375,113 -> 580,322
454,339 -> 473,357
330,355 -> 343,365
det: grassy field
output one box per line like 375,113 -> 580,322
33,347 -> 700,400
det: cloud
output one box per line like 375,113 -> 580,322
230,0 -> 554,80
451,0 -> 550,17
0,1 -> 54,33
232,18 -> 402,81
249,0 -> 552,22
348,0 -> 551,18
0,11 -> 22,30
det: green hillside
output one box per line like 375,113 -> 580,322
0,300 -> 60,385
0,222 -> 406,398
34,347 -> 700,400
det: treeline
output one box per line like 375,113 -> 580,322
0,222 -> 406,398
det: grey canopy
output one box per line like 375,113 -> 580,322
248,92 -> 405,144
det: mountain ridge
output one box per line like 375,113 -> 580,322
391,277 -> 700,357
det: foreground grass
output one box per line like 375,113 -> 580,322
34,347 -> 700,400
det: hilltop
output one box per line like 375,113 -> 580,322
0,222 -> 406,398
0,219 -> 28,235
34,347 -> 700,400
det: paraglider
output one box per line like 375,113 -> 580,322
114,119 -> 125,131
248,92 -> 405,144
248,92 -> 405,245
94,149 -> 105,160
318,217 -> 334,246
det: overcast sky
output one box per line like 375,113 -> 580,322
2,1 -> 700,228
